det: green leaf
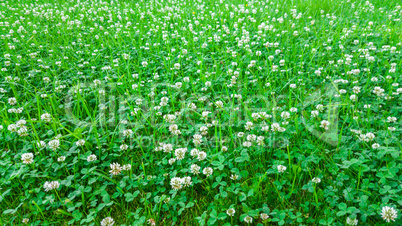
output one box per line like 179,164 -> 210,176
72,210 -> 82,220
186,202 -> 194,208
239,192 -> 247,201
3,209 -> 15,214
125,193 -> 135,202
218,212 -> 227,220
102,193 -> 110,203
88,177 -> 97,184
207,217 -> 217,225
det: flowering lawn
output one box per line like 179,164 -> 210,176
1,0 -> 402,225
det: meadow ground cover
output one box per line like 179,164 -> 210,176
0,0 -> 402,225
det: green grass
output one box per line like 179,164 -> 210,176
0,0 -> 402,225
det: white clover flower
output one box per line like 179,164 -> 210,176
200,126 -> 208,135
203,167 -> 213,177
182,176 -> 192,187
315,104 -> 324,111
346,217 -> 358,225
76,139 -> 85,146
7,109 -> 14,115
174,148 -> 186,160
190,164 -> 201,174
230,174 -> 239,180
387,116 -> 397,123
87,154 -> 97,162
175,82 -> 182,88
261,213 -> 269,220
311,110 -> 319,117
41,113 -> 52,122
21,153 -> 34,164
227,208 -> 235,216
163,143 -> 173,153
197,151 -> 207,161
163,114 -> 176,123
215,100 -> 223,108
365,132 -> 375,141
312,177 -> 321,184
120,144 -> 129,151
37,141 -> 46,148
147,218 -> 156,226
100,217 -> 115,226
22,218 -> 29,224
244,215 -> 253,224
109,163 -> 122,176
271,123 -> 285,132
48,139 -> 60,151
123,129 -> 133,137
320,120 -> 330,130
16,119 -> 26,127
8,97 -> 17,105
251,113 -> 260,120
122,164 -> 131,171
373,86 -> 384,96
161,96 -> 169,102
201,111 -> 211,120
193,134 -> 203,146
168,158 -> 176,165
352,86 -> 361,94
372,143 -> 380,149
170,177 -> 183,190
58,156 -> 66,162
247,136 -> 257,145
163,196 -> 171,203
277,165 -> 286,173
43,181 -> 60,192
381,206 -> 397,222
169,124 -> 181,135
17,126 -> 28,137
190,148 -> 199,157
8,124 -> 17,132
281,111 -> 290,119
245,121 -> 253,130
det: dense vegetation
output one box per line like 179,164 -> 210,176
1,0 -> 402,225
